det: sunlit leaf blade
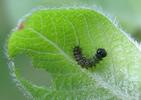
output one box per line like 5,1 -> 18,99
8,8 -> 141,100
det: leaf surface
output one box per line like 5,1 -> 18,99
8,8 -> 141,100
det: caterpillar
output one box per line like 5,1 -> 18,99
73,46 -> 107,68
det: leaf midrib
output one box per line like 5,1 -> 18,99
28,27 -> 75,64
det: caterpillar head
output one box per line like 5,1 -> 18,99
96,48 -> 107,59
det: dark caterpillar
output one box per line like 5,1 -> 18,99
73,46 -> 107,68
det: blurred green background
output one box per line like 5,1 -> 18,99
0,0 -> 141,99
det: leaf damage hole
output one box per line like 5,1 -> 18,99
13,54 -> 53,87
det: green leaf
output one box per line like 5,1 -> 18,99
7,8 -> 141,100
